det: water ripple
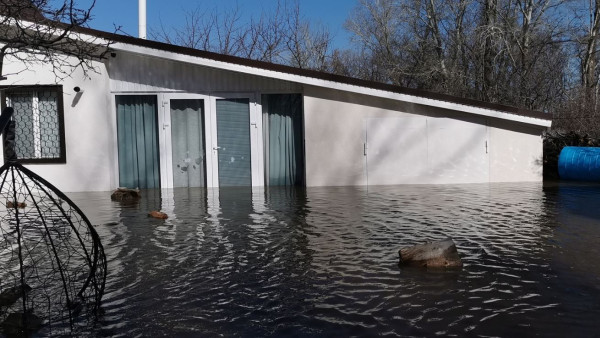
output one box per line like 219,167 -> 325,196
49,182 -> 600,336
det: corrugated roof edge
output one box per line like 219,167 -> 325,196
77,25 -> 552,122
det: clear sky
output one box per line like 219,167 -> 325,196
79,0 -> 357,49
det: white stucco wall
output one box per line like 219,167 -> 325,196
488,120 -> 544,182
0,52 -> 299,192
1,56 -> 114,192
0,50 -> 545,191
303,86 -> 545,186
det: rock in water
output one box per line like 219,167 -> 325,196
1,311 -> 43,336
111,188 -> 141,202
0,284 -> 32,307
398,238 -> 462,268
6,201 -> 26,209
148,211 -> 168,219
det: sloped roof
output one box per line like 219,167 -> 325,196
72,25 -> 551,126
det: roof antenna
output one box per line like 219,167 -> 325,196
139,0 -> 146,39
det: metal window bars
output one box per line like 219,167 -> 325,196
0,107 -> 106,336
6,90 -> 63,160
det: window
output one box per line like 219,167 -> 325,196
1,86 -> 66,163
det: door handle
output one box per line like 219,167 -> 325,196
213,146 -> 221,150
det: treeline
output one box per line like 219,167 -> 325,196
152,0 -> 600,135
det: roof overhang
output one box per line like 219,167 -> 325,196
1,14 -> 551,128
112,42 -> 551,128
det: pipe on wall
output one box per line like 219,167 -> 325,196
139,0 -> 146,39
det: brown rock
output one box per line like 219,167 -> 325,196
6,201 -> 26,209
399,238 -> 462,268
148,211 -> 168,219
111,188 -> 141,202
0,284 -> 32,307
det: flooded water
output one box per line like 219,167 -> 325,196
60,182 -> 600,336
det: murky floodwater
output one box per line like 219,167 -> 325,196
58,182 -> 600,336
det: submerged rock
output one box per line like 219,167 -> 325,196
148,211 -> 168,219
111,188 -> 141,202
0,284 -> 32,308
6,201 -> 26,209
1,311 -> 43,337
398,238 -> 462,268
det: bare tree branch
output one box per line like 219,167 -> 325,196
0,0 -> 113,81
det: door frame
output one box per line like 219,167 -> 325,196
159,93 -> 211,189
159,92 -> 264,189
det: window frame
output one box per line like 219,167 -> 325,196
1,85 -> 67,164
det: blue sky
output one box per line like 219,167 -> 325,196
79,0 -> 357,49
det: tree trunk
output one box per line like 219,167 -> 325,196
482,0 -> 497,102
426,0 -> 448,85
519,0 -> 534,108
582,0 -> 600,92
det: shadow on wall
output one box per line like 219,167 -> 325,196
108,54 -> 301,93
71,91 -> 83,107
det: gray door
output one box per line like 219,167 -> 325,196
216,98 -> 252,186
170,99 -> 206,187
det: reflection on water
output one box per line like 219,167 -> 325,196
59,182 -> 600,337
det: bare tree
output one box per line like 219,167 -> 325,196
344,0 -> 404,84
345,0 -> 572,112
500,0 -> 570,109
479,0 -> 498,101
153,5 -> 248,55
554,0 -> 600,134
153,7 -> 213,51
580,0 -> 600,91
284,2 -> 331,70
151,0 -> 332,70
0,0 -> 111,81
240,5 -> 288,62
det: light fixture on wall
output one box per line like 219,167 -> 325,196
72,87 -> 84,107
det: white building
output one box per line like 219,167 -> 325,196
0,27 -> 551,192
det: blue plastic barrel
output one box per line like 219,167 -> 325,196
558,146 -> 600,181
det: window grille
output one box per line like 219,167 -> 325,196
2,86 -> 66,163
